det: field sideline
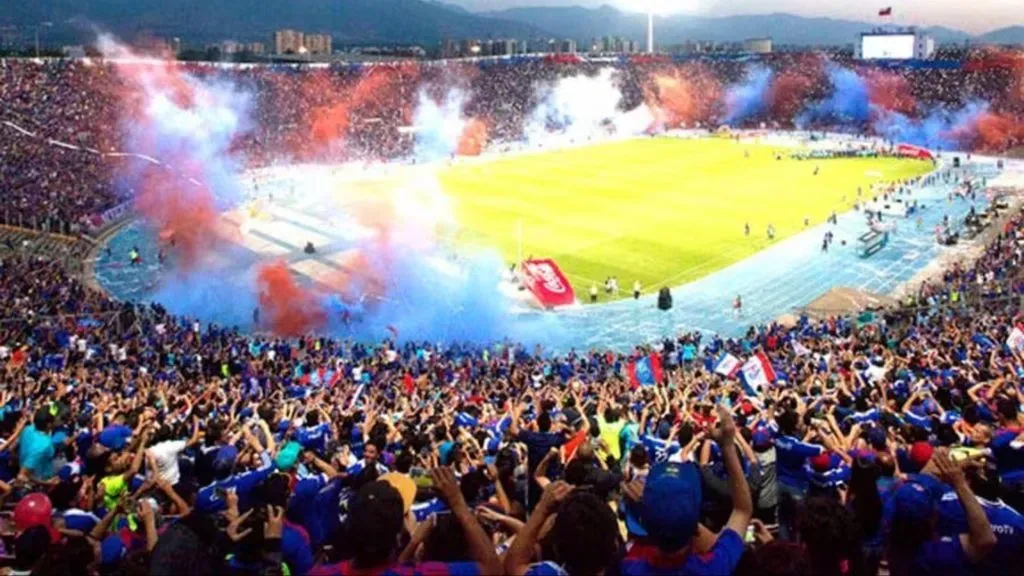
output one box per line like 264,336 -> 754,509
437,137 -> 934,303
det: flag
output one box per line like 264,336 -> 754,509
793,340 -> 811,356
626,353 -> 663,389
740,351 -> 777,396
972,334 -> 996,351
1007,324 -> 1024,351
326,369 -> 341,387
878,6 -> 892,16
349,383 -> 366,409
403,373 -> 415,395
714,352 -> 741,377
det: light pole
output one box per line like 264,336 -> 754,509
647,10 -> 654,53
34,22 -> 52,58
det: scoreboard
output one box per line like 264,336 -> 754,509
860,34 -> 916,60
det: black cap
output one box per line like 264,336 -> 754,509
349,481 -> 405,562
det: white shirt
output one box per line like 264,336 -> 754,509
147,440 -> 187,485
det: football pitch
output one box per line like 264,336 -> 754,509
438,137 -> 934,302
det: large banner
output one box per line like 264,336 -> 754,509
520,258 -> 576,309
896,143 -> 935,160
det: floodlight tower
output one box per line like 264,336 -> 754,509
647,10 -> 654,53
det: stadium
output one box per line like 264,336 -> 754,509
1,13 -> 1024,576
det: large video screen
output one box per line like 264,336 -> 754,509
861,34 -> 915,59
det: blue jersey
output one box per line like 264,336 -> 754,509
621,528 -> 744,575
195,452 -> 276,513
803,455 -> 851,490
641,435 -> 680,464
774,435 -> 824,490
282,522 -> 315,576
297,423 -> 331,454
937,492 -> 1024,572
845,408 -> 880,424
346,459 -> 389,477
890,536 -> 971,576
901,410 -> 933,431
991,431 -> 1024,483
411,497 -> 450,522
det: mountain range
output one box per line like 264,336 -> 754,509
1,1 -> 1021,49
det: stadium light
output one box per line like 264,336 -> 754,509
619,1 -> 700,53
34,22 -> 52,59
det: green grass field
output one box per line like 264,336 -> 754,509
438,137 -> 933,302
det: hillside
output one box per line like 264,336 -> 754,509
0,0 -> 543,46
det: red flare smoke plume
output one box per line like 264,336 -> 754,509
110,54 -> 236,271
865,69 -> 917,115
970,112 -> 1024,152
257,260 -> 327,336
457,118 -> 489,156
769,72 -> 816,122
304,65 -> 420,160
646,65 -> 722,129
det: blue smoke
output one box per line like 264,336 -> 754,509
724,67 -> 773,125
331,249 -> 566,347
151,255 -> 259,328
872,101 -> 987,151
796,66 -> 871,127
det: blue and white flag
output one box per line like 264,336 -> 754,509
740,352 -> 777,396
793,340 -> 811,356
714,352 -> 741,377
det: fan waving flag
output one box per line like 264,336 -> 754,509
627,353 -> 663,389
740,351 -> 777,396
878,6 -> 892,16
714,352 -> 741,377
1007,323 -> 1024,352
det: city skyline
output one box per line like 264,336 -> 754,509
449,0 -> 1021,35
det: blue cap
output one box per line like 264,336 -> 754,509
891,481 -> 934,523
100,535 -> 126,565
61,510 -> 98,533
752,428 -> 773,449
212,446 -> 239,477
867,426 -> 887,450
641,462 -> 702,552
98,425 -> 132,451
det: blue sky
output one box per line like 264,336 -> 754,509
448,0 -> 1021,34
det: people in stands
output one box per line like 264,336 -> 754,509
0,51 -> 1020,576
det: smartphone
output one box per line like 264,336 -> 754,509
744,525 -> 756,544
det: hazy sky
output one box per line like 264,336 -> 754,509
450,0 -> 1022,34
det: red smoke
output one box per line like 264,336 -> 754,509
257,260 -> 327,336
768,54 -> 823,123
646,64 -> 722,128
969,112 -> 1024,152
108,54 -> 236,271
457,118 -> 489,156
134,166 -> 221,269
309,70 -> 394,144
769,72 -> 815,122
304,65 -> 420,159
865,70 -> 917,115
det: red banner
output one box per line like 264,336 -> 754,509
896,143 -> 934,160
520,258 -> 576,309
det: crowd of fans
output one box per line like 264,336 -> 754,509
2,52 -> 1022,234
0,199 -> 1022,574
0,52 -> 1023,575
